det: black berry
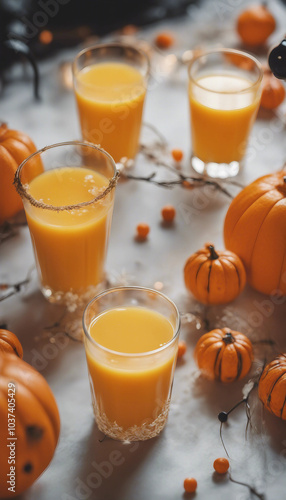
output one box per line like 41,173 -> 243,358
218,411 -> 228,423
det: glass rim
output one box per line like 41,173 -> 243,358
82,286 -> 181,358
72,41 -> 151,82
14,140 -> 119,211
188,48 -> 263,95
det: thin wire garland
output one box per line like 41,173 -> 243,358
119,122 -> 244,198
217,336 -> 281,500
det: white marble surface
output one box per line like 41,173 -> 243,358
1,1 -> 286,499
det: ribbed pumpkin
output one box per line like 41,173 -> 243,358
224,172 -> 286,295
237,4 -> 276,47
184,244 -> 246,305
0,123 -> 42,224
0,350 -> 60,497
260,67 -> 285,110
0,329 -> 23,358
258,354 -> 286,420
194,328 -> 253,383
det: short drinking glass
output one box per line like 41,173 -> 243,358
188,49 -> 263,178
15,141 -> 118,304
83,286 -> 180,441
73,43 -> 150,162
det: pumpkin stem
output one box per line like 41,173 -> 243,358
222,332 -> 235,344
277,175 -> 286,196
208,245 -> 219,260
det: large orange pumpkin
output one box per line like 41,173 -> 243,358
184,244 -> 246,305
258,354 -> 286,420
0,350 -> 60,497
0,123 -> 42,224
224,171 -> 286,295
194,328 -> 253,383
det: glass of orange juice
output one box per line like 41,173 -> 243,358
188,49 -> 263,178
73,43 -> 150,163
83,286 -> 180,441
15,141 -> 118,305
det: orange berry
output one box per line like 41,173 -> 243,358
171,149 -> 184,162
155,32 -> 175,49
184,477 -> 197,493
182,180 -> 193,190
121,24 -> 138,36
136,223 -> 150,240
39,30 -> 53,44
213,458 -> 229,474
161,205 -> 176,222
177,340 -> 187,358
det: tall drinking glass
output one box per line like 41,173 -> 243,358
15,141 -> 118,304
83,287 -> 180,441
188,49 -> 263,178
73,43 -> 150,162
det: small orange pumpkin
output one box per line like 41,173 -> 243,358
0,337 -> 60,498
258,354 -> 286,420
237,4 -> 276,47
260,66 -> 285,109
0,123 -> 42,224
194,328 -> 253,383
225,51 -> 255,71
184,244 -> 246,305
0,329 -> 23,358
224,171 -> 286,295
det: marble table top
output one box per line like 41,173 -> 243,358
1,0 -> 286,499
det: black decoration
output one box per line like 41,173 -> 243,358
268,39 -> 286,80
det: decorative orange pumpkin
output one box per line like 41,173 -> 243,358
194,328 -> 253,383
184,244 -> 246,305
225,51 -> 255,71
0,346 -> 60,497
0,123 -> 42,224
224,171 -> 286,295
258,354 -> 286,419
237,4 -> 276,47
0,329 -> 23,358
260,66 -> 285,109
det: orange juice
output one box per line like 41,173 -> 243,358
86,306 -> 176,431
75,62 -> 146,162
25,167 -> 114,295
189,74 -> 261,164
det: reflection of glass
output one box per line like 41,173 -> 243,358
83,287 -> 180,441
15,141 -> 118,304
73,43 -> 150,162
188,49 -> 263,178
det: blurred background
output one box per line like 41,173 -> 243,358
0,0 -> 200,98
1,0 -> 286,103
0,0 -> 196,59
